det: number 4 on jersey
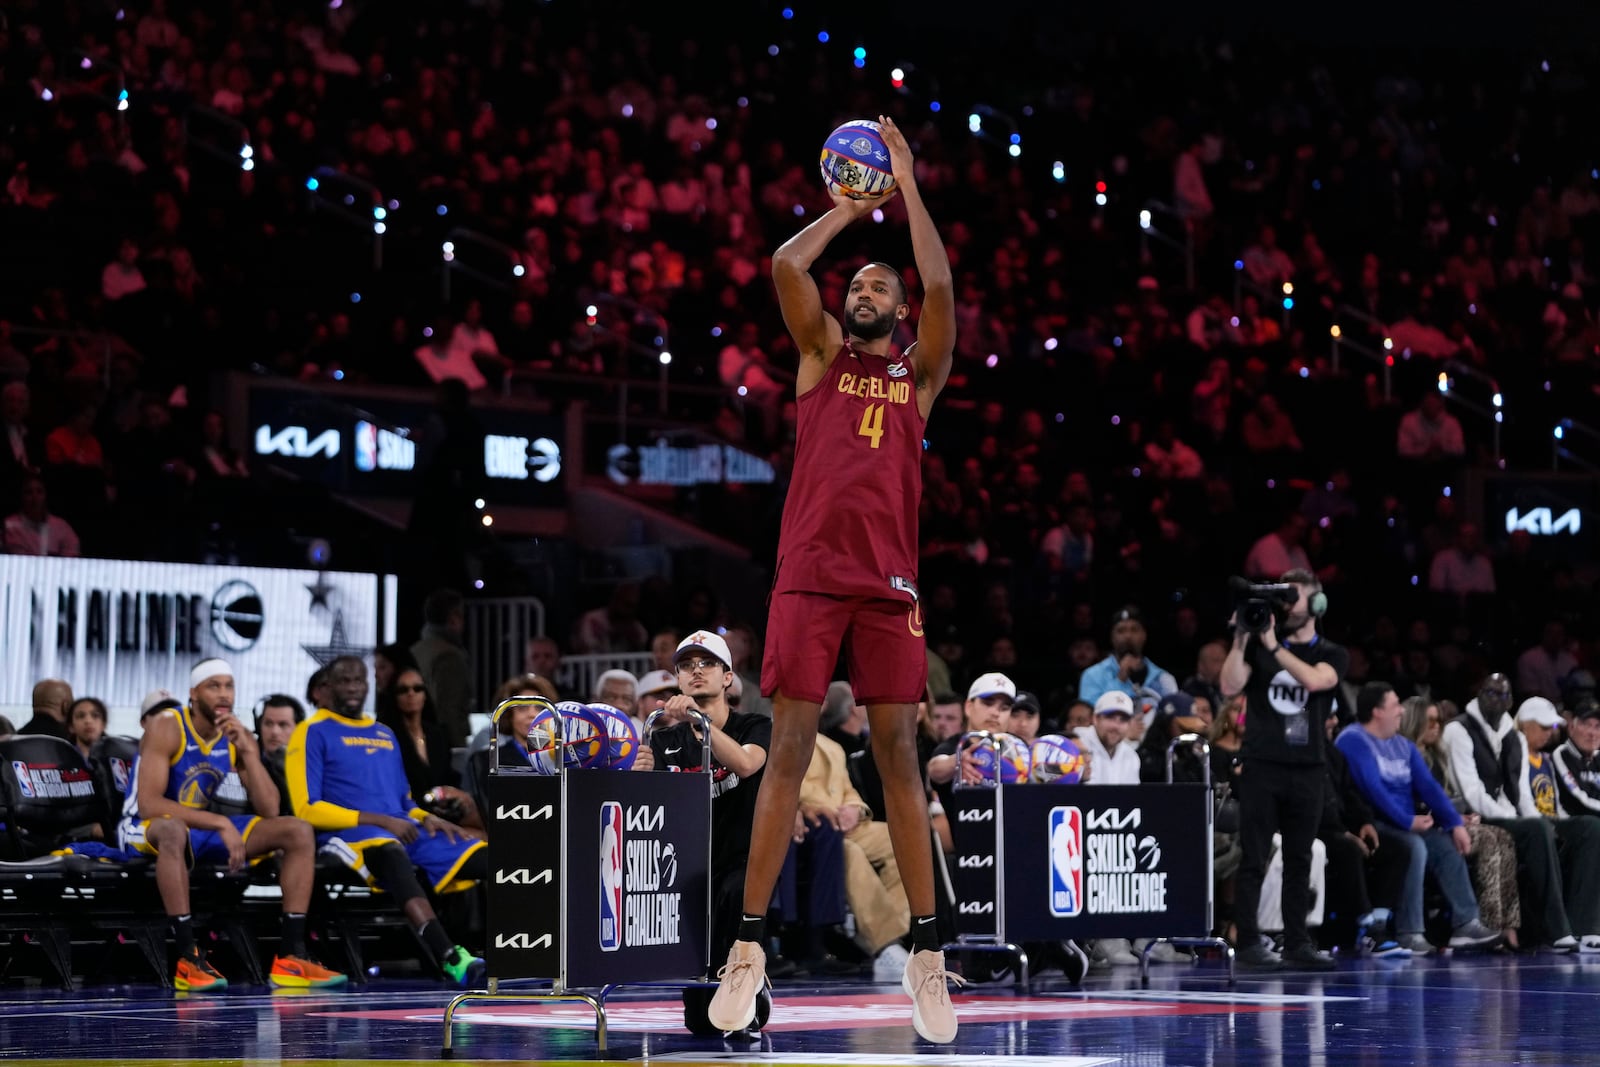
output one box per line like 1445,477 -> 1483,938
857,403 -> 885,449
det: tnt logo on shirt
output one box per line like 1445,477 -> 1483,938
11,761 -> 34,799
1267,669 -> 1309,713
1048,806 -> 1084,917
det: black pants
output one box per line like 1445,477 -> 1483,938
1557,818 -> 1600,937
1235,759 -> 1324,950
1318,830 -> 1371,944
1486,816 -> 1572,944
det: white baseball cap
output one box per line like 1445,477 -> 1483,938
1517,697 -> 1563,729
676,630 -> 733,668
140,688 -> 182,719
1094,690 -> 1137,717
637,669 -> 679,696
967,672 -> 1017,702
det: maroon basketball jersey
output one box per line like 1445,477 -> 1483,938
773,342 -> 925,600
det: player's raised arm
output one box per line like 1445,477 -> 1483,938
772,195 -> 877,365
878,116 -> 954,406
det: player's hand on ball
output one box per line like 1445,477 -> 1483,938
877,115 -> 915,183
829,189 -> 884,217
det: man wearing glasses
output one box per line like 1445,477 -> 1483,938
634,631 -> 771,1030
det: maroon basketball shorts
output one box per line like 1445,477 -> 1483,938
761,590 -> 926,705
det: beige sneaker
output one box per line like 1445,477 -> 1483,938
901,948 -> 962,1043
707,940 -> 768,1032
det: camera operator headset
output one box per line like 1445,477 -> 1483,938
1219,568 -> 1349,970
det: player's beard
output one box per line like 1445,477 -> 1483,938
849,304 -> 896,341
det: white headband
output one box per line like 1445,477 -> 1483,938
190,659 -> 234,688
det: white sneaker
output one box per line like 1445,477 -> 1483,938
1090,938 -> 1140,966
873,942 -> 911,983
1579,935 -> 1600,955
1141,940 -> 1192,964
1551,935 -> 1580,954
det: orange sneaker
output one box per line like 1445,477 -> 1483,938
269,954 -> 348,989
174,950 -> 228,993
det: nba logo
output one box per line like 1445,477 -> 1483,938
1048,806 -> 1084,918
353,421 -> 379,472
599,801 -> 624,951
111,758 -> 129,794
11,761 -> 34,799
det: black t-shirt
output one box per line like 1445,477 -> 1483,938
1239,633 -> 1348,766
650,710 -> 771,876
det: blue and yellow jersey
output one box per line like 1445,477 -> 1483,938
121,705 -> 236,820
285,708 -> 429,830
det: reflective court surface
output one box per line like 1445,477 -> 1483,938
1,954 -> 1594,1066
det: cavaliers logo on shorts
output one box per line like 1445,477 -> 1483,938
908,601 -> 924,638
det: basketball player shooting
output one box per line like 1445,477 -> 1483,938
707,116 -> 959,1044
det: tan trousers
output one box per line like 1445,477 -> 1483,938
844,820 -> 910,953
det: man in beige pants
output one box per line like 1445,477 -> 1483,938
802,729 -> 911,982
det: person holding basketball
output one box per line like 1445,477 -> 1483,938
707,115 -> 959,1044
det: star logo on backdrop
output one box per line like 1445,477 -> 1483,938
306,572 -> 336,611
301,610 -> 372,668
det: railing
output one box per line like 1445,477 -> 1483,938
1552,417 -> 1600,473
463,596 -> 547,711
1230,261 -> 1294,333
8,325 -> 121,392
1330,304 -> 1505,466
1138,200 -> 1195,291
556,651 -> 657,703
307,168 -> 389,271
440,227 -> 522,303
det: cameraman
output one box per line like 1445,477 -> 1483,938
1221,569 -> 1348,971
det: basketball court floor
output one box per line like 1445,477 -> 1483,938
3,953 -> 1589,1066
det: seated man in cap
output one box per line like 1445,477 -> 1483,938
1553,700 -> 1600,818
1076,606 -> 1178,717
286,655 -> 488,987
633,631 -> 773,1027
120,659 -> 345,992
926,672 -> 1017,812
1008,691 -> 1042,746
637,669 -> 680,727
1075,691 -> 1141,786
1074,690 -> 1145,967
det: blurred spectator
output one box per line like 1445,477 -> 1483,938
4,475 -> 81,557
1243,512 -> 1312,579
102,239 -> 147,302
68,697 -> 108,761
410,588 -> 473,743
1517,622 -> 1578,705
1396,394 -> 1465,462
1077,605 -> 1177,710
20,678 -> 73,741
1242,226 -> 1295,290
572,583 -> 649,654
1428,523 -> 1496,598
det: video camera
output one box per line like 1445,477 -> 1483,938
1228,577 -> 1299,635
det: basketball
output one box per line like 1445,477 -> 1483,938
522,701 -> 563,775
586,702 -> 639,770
819,120 -> 897,200
1030,734 -> 1088,784
556,701 -> 608,768
960,730 -> 1031,786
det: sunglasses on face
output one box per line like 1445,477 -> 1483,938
395,684 -> 426,694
